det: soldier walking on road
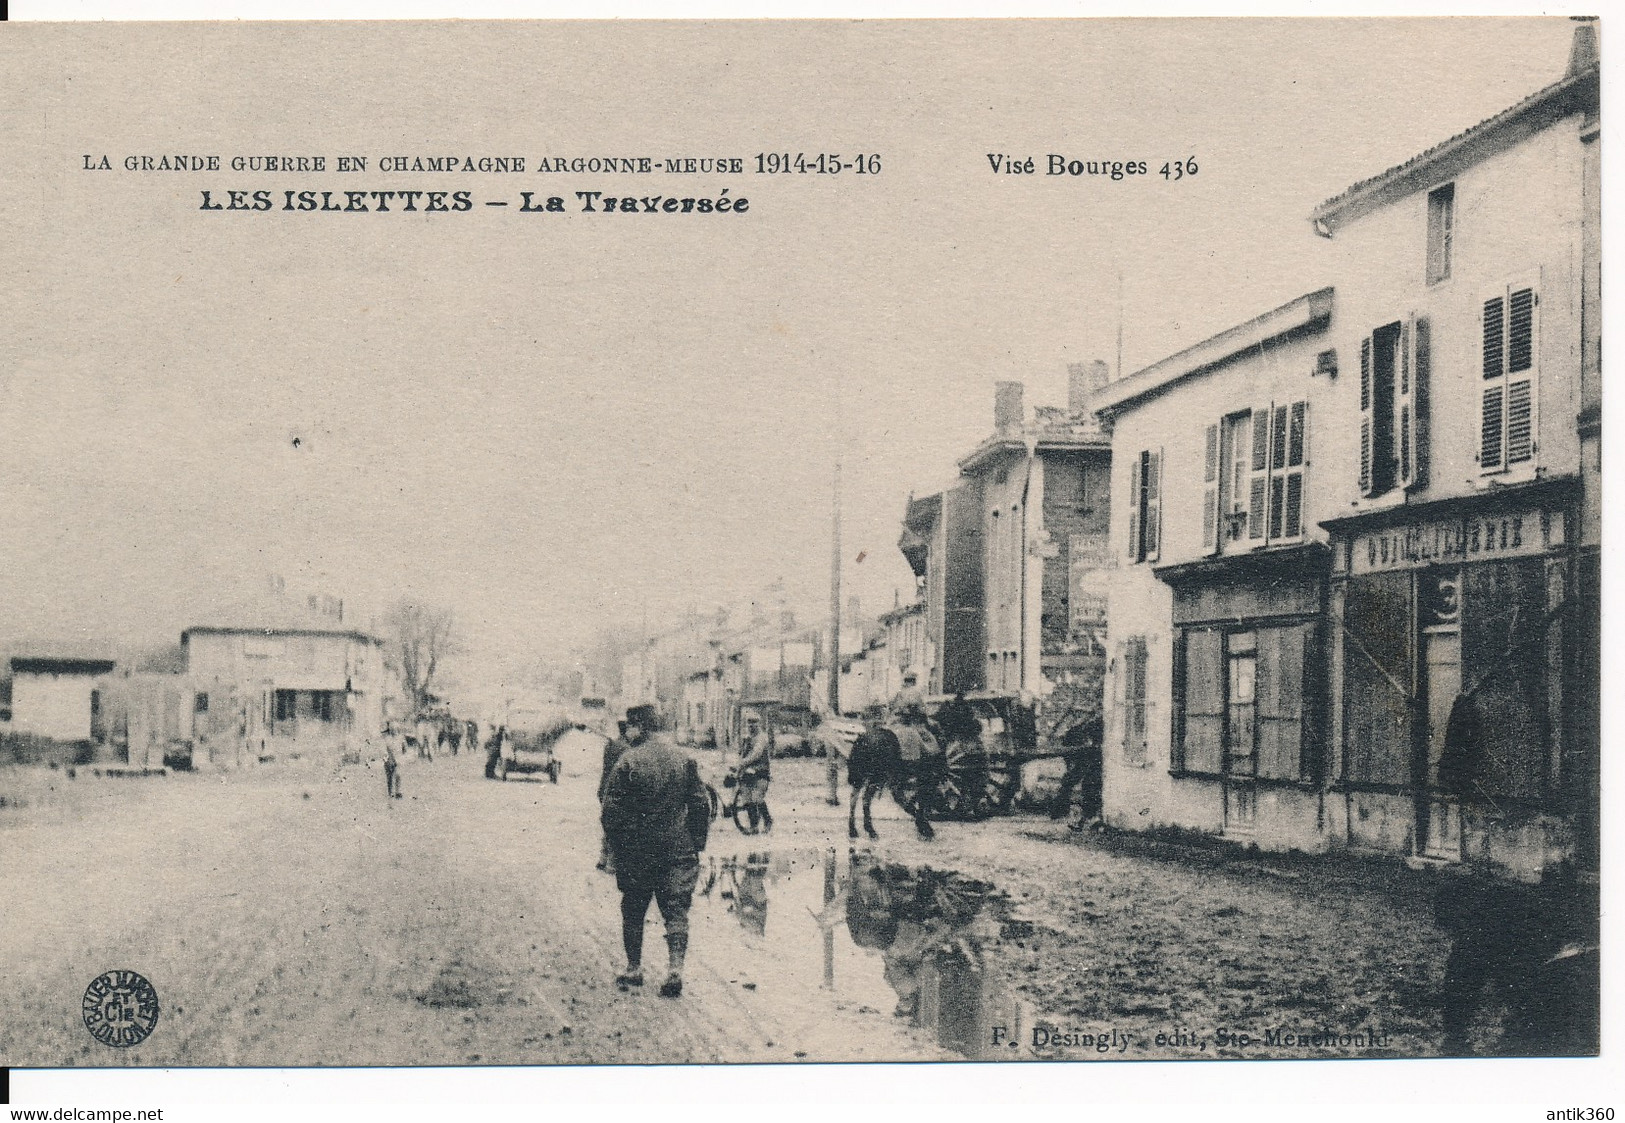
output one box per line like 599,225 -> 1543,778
601,705 -> 711,998
596,710 -> 644,873
737,716 -> 773,834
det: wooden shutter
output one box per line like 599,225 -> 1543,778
1247,406 -> 1270,541
1201,426 -> 1220,556
1266,403 -> 1290,540
1121,637 -> 1148,763
1359,335 -> 1374,495
1143,449 -> 1161,562
1126,452 -> 1142,563
1256,624 -> 1307,781
1480,293 -> 1506,471
1397,318 -> 1415,488
1411,316 -> 1431,489
1181,628 -> 1224,774
1282,401 -> 1308,539
1505,286 -> 1536,465
1481,282 -> 1538,473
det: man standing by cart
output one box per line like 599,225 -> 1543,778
601,705 -> 711,998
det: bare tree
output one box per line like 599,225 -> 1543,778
384,600 -> 458,716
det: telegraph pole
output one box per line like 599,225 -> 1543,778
825,455 -> 844,806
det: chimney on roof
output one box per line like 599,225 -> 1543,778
1067,360 -> 1111,418
994,380 -> 1025,434
1568,17 -> 1599,77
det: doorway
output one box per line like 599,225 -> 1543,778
1430,572 -> 1469,858
1223,631 -> 1258,832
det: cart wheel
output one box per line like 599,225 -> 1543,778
730,795 -> 755,835
704,783 -> 722,821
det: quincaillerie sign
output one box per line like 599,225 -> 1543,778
1349,508 -> 1564,575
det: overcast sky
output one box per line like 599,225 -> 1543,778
0,18 -> 1581,688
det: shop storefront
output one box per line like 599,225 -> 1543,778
1155,544 -> 1331,850
1325,480 -> 1583,878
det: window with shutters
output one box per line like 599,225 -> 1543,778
1426,183 -> 1454,285
1121,636 -> 1148,763
1204,402 -> 1309,554
1479,280 -> 1538,476
1126,448 -> 1162,563
1359,316 -> 1429,497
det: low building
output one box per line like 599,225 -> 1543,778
8,656 -> 116,743
126,625 -> 386,769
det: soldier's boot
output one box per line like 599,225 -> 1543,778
660,931 -> 687,998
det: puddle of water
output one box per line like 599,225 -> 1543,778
694,846 -> 1037,1060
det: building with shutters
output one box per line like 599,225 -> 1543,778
898,367 -> 1112,742
1094,288 -> 1337,850
1310,25 -> 1600,877
1093,23 -> 1599,874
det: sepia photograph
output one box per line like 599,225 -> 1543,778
0,11 -> 1608,1105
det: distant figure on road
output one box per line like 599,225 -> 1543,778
484,725 -> 505,779
737,716 -> 773,835
601,705 -> 711,998
813,712 -> 845,806
596,710 -> 645,873
383,742 -> 401,801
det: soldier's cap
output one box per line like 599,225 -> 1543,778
625,703 -> 660,731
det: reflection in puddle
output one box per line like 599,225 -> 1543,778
697,848 -> 1034,1060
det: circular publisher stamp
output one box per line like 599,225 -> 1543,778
82,969 -> 160,1048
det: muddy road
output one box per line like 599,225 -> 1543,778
1,731 -> 1454,1066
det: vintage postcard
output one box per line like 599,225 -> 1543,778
0,13 -> 1608,1106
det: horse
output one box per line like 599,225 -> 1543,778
847,723 -> 943,841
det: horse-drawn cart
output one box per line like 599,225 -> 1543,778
886,693 -> 1079,821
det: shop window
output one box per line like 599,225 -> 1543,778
1126,449 -> 1162,563
273,689 -> 296,722
1121,637 -> 1148,763
1176,623 -> 1317,780
1460,559 -> 1549,800
1342,572 -> 1415,786
194,692 -> 209,714
312,691 -> 334,722
1479,281 -> 1538,474
1360,316 -> 1430,496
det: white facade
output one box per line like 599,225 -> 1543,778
1099,292 -> 1335,846
10,662 -> 113,742
180,627 -> 387,760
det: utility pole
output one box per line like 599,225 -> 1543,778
828,457 -> 843,716
825,455 -> 843,806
